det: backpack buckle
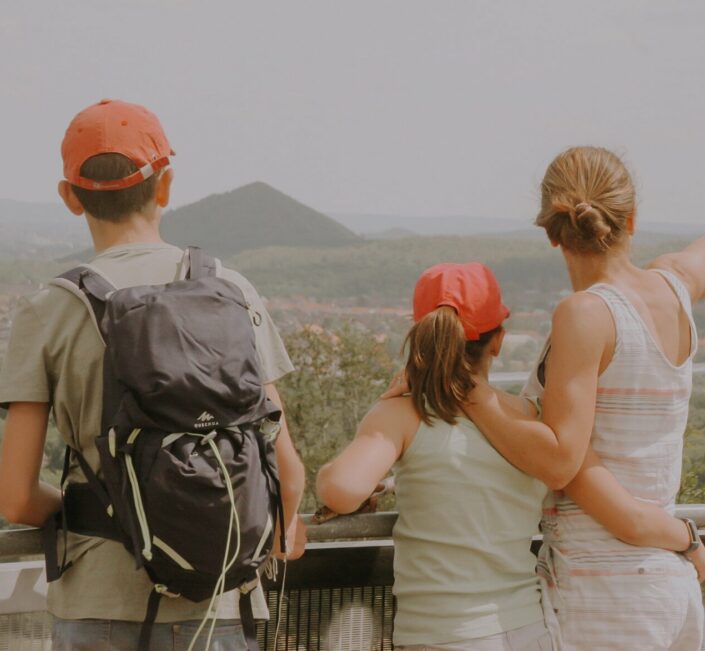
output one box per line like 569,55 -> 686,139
155,584 -> 181,598
259,418 -> 281,443
239,577 -> 259,595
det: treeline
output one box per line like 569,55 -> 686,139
4,322 -> 705,531
228,234 -> 693,307
228,236 -> 566,305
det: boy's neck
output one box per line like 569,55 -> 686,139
87,210 -> 164,253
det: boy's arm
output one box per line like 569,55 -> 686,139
228,272 -> 305,557
265,383 -> 306,560
648,236 -> 705,303
0,402 -> 61,526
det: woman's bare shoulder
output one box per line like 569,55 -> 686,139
552,291 -> 613,339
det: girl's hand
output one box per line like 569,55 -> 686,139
312,477 -> 396,524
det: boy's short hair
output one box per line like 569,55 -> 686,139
62,99 -> 173,222
72,153 -> 159,222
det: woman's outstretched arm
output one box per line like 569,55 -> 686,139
648,236 -> 705,303
565,448 -> 705,579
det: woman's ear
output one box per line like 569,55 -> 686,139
626,211 -> 636,235
57,180 -> 85,216
490,328 -> 506,358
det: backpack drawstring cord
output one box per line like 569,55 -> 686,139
124,429 -> 153,562
187,432 -> 242,651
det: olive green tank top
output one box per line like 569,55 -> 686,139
392,415 -> 547,646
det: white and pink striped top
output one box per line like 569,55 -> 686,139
539,269 -> 697,571
529,269 -> 703,650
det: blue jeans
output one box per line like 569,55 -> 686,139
51,617 -> 249,651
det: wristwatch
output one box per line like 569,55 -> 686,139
679,517 -> 701,554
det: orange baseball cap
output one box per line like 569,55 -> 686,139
413,262 -> 510,340
62,99 -> 174,191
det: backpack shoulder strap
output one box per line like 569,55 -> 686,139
49,265 -> 116,344
186,246 -> 218,280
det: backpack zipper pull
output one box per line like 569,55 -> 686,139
244,301 -> 262,326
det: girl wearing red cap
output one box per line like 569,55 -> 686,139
459,147 -> 705,650
318,261 -> 556,650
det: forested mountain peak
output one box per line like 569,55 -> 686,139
161,181 -> 362,257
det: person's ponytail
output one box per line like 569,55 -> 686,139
404,306 -> 475,425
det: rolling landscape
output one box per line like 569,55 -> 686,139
1,182 -> 705,512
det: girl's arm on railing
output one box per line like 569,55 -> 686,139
317,397 -> 417,515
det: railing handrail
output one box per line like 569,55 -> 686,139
0,512 -> 398,560
3,505 -> 705,561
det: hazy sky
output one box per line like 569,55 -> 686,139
2,1 -> 704,224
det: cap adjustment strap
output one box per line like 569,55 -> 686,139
70,156 -> 170,191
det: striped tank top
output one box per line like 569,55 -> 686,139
531,269 -> 703,650
539,269 -> 697,569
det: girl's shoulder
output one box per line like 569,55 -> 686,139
365,395 -> 420,429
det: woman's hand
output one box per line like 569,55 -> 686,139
685,542 -> 705,583
381,369 -> 409,399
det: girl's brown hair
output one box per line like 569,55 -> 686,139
404,306 -> 501,425
536,146 -> 636,254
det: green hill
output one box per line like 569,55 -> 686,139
227,233 -> 693,305
161,181 -> 362,257
227,236 -> 568,304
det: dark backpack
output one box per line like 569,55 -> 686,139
42,247 -> 285,651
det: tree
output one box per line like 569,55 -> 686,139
277,323 -> 397,512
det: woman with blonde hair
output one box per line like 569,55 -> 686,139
318,253 -> 703,649
461,146 -> 705,650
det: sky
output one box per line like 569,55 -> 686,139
1,1 -> 704,225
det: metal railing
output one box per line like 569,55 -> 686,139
0,513 -> 397,651
2,508 -> 705,650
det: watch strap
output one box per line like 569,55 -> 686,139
680,517 -> 700,554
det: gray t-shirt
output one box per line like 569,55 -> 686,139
0,242 -> 294,622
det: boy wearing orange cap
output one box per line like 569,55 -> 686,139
0,99 -> 305,650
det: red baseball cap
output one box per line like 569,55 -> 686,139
413,263 -> 510,340
62,99 -> 174,191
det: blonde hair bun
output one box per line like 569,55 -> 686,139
572,202 -> 612,240
536,147 -> 635,254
